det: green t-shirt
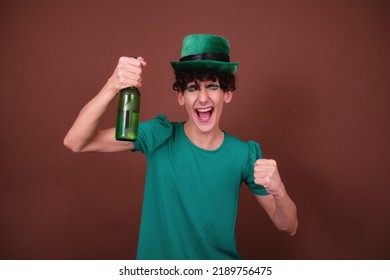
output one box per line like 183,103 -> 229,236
133,115 -> 268,259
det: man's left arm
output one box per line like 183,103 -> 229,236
254,159 -> 298,235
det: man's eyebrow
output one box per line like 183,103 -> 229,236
186,81 -> 197,86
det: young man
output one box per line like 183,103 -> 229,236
64,34 -> 298,259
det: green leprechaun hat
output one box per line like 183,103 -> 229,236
170,34 -> 238,74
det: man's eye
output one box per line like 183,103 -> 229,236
185,86 -> 198,92
207,85 -> 220,90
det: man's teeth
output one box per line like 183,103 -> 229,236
196,108 -> 212,113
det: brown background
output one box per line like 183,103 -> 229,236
0,0 -> 389,259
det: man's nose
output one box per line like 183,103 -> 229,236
198,87 -> 209,103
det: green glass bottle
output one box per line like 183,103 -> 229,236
115,86 -> 140,141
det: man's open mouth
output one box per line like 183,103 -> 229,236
195,107 -> 214,123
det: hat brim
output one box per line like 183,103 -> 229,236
170,60 -> 238,74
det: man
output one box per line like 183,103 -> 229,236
64,34 -> 298,259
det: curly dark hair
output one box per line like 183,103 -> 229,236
172,70 -> 236,93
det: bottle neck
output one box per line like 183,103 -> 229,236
120,87 -> 140,94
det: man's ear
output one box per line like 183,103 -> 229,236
224,91 -> 233,103
176,92 -> 185,106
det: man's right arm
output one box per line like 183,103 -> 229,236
63,57 -> 147,153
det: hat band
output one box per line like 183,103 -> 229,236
180,53 -> 230,62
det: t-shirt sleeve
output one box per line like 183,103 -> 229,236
132,114 -> 173,157
244,141 -> 269,196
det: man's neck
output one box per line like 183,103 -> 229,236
183,121 -> 225,151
